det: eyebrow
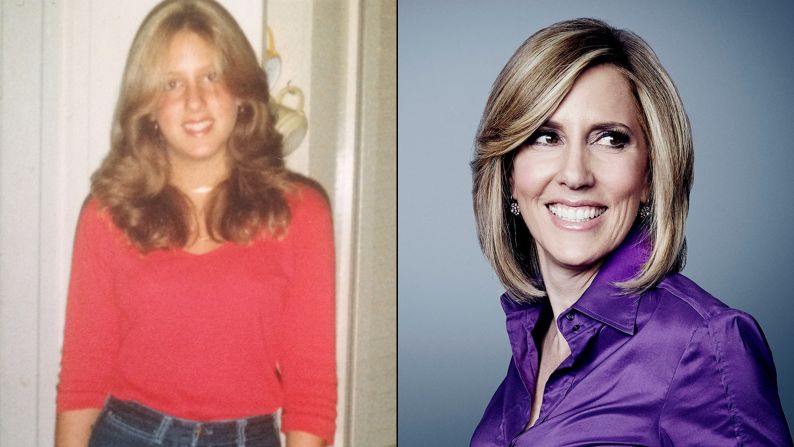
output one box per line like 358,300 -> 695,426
541,120 -> 634,134
164,65 -> 217,76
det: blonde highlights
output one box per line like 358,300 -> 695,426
472,18 -> 693,301
92,0 -> 290,252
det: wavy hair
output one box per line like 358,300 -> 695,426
472,18 -> 693,301
92,0 -> 291,252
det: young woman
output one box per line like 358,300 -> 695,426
55,1 -> 336,446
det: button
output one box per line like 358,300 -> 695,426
565,312 -> 575,321
572,324 -> 581,332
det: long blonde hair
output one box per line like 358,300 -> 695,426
472,18 -> 693,301
92,0 -> 291,252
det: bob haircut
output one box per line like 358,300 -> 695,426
472,18 -> 693,301
92,0 -> 291,252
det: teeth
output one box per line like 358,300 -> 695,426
184,120 -> 211,132
548,204 -> 606,222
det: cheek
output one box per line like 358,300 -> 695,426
214,94 -> 240,121
625,157 -> 649,201
598,152 -> 648,201
154,97 -> 180,124
511,152 -> 555,198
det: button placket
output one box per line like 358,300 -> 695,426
562,310 -> 579,334
537,310 -> 587,426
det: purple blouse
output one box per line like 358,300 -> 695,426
471,229 -> 792,446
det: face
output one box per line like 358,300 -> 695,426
154,31 -> 239,167
511,64 -> 649,275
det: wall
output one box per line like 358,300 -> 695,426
344,2 -> 396,445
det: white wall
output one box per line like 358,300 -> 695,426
0,0 -> 395,445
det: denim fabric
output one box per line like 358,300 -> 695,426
88,396 -> 280,447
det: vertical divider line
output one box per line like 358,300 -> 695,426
0,0 -> 5,429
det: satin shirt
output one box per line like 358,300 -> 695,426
471,229 -> 792,446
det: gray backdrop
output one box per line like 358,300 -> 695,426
398,1 -> 794,445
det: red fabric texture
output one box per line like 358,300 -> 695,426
57,185 -> 337,444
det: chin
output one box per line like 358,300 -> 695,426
556,255 -> 602,272
546,242 -> 606,271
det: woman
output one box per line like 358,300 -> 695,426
55,1 -> 335,446
470,18 -> 791,446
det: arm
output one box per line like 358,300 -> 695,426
659,310 -> 793,446
55,409 -> 101,447
56,200 -> 120,440
279,187 -> 337,445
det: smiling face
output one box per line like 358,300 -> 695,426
154,30 -> 239,169
511,64 -> 649,276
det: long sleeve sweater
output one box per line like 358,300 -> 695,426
57,185 -> 337,444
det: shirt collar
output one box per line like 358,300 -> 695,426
501,225 -> 651,336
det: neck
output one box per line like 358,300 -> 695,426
168,156 -> 229,205
539,258 -> 601,324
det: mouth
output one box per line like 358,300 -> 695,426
183,119 -> 213,135
547,203 -> 607,223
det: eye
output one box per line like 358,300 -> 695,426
164,79 -> 181,91
528,130 -> 560,146
594,130 -> 630,149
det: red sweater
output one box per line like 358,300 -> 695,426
57,185 -> 337,443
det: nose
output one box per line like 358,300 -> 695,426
556,142 -> 594,190
185,83 -> 206,110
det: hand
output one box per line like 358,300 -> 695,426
55,409 -> 101,447
286,430 -> 326,447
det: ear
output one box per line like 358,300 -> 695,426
146,107 -> 158,122
640,160 -> 651,203
641,181 -> 650,203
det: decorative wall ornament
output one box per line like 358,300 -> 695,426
272,84 -> 308,155
263,27 -> 308,154
264,27 -> 282,86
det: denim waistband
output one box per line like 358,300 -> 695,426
103,395 -> 277,446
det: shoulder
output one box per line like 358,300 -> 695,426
654,272 -> 732,323
645,273 -> 769,354
79,196 -> 105,220
285,179 -> 331,216
72,196 -> 135,260
651,272 -> 770,363
77,196 -> 136,250
77,196 -> 118,235
280,178 -> 333,245
284,176 -> 333,228
653,276 -> 789,444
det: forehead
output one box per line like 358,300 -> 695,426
549,64 -> 640,127
160,30 -> 219,70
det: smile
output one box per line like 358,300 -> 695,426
183,119 -> 213,133
547,204 -> 607,222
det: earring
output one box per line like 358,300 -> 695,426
510,199 -> 520,216
639,204 -> 651,220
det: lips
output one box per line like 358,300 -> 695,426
183,119 -> 213,135
547,203 -> 607,222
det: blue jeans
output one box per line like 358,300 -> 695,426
88,396 -> 281,447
